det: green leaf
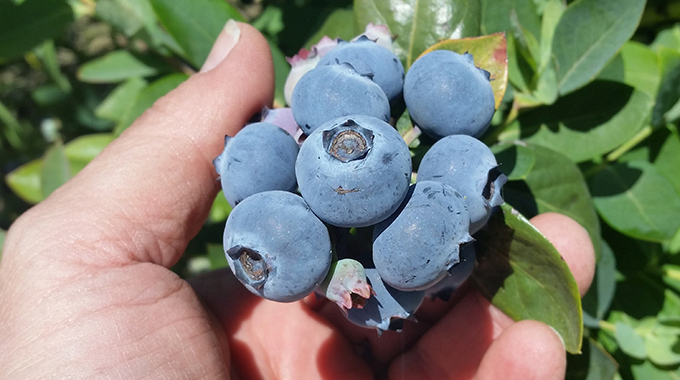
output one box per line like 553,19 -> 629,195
652,47 -> 680,127
150,0 -> 245,68
96,0 -> 144,36
566,338 -> 618,380
492,142 -> 602,256
615,321 -> 647,360
422,33 -> 508,109
77,50 -> 168,84
480,0 -> 540,38
644,319 -> 680,366
514,81 -> 653,163
597,41 -> 661,98
303,8 -> 356,50
0,0 -> 73,61
631,360 -> 680,380
472,203 -> 583,353
95,77 -> 148,122
114,73 -> 189,135
0,229 -> 6,259
582,240 -> 617,327
551,0 -> 645,95
590,160 -> 680,243
269,41 -> 290,109
5,159 -> 43,204
41,141 -> 72,199
662,265 -> 680,294
655,128 -> 680,195
354,0 -> 481,69
207,243 -> 229,270
652,24 -> 680,52
209,190 -> 232,223
64,133 -> 115,173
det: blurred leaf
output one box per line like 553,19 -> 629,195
590,160 -> 680,243
644,318 -> 680,366
0,229 -> 6,259
566,338 -> 618,380
582,240 -> 617,327
654,128 -> 680,195
354,0 -> 481,69
269,41 -> 290,109
64,133 -> 115,173
598,41 -> 661,98
95,77 -> 148,122
493,142 -> 602,256
207,243 -> 229,270
95,0 -> 157,38
513,81 -> 653,163
615,321 -> 647,359
652,24 -> 680,52
114,73 -> 189,135
660,290 -> 680,318
252,5 -> 285,39
304,8 -> 355,50
538,0 -> 564,70
6,160 -> 43,204
652,47 -> 680,127
150,0 -> 245,68
0,0 -> 73,61
209,190 -> 232,223
552,0 -> 645,95
480,0 -> 540,38
78,50 -> 168,83
663,265 -> 680,293
31,85 -> 70,106
472,203 -> 583,354
41,141 -> 72,199
631,360 -> 680,379
35,40 -> 71,92
422,33 -> 508,109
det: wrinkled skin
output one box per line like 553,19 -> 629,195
0,23 -> 596,380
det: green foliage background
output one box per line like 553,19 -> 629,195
1,0 -> 680,378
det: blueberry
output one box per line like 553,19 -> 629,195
223,191 -> 332,302
425,242 -> 476,301
318,36 -> 405,110
346,268 -> 425,333
213,122 -> 299,208
291,63 -> 390,135
404,50 -> 495,139
373,181 -> 473,291
295,115 -> 412,228
416,135 -> 507,234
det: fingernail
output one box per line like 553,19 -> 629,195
200,19 -> 241,73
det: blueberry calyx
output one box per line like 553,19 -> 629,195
322,120 -> 374,163
227,245 -> 268,288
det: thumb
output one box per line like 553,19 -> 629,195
7,21 -> 274,269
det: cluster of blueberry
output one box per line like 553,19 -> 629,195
213,28 -> 507,332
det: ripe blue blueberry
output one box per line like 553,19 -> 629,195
223,191 -> 332,303
373,181 -> 473,291
346,268 -> 425,333
291,63 -> 390,135
404,50 -> 495,139
295,115 -> 412,228
417,134 -> 507,234
318,36 -> 405,110
425,242 -> 476,301
213,122 -> 299,208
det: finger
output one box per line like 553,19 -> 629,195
190,269 -> 374,380
474,320 -> 566,380
388,212 -> 596,379
8,22 -> 274,269
529,212 -> 596,296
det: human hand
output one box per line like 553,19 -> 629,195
0,21 -> 595,380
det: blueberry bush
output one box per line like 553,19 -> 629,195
1,0 -> 680,378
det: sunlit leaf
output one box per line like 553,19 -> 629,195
78,50 -> 169,83
41,140 -> 72,198
354,0 -> 481,69
472,203 -> 583,353
552,0 -> 645,95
